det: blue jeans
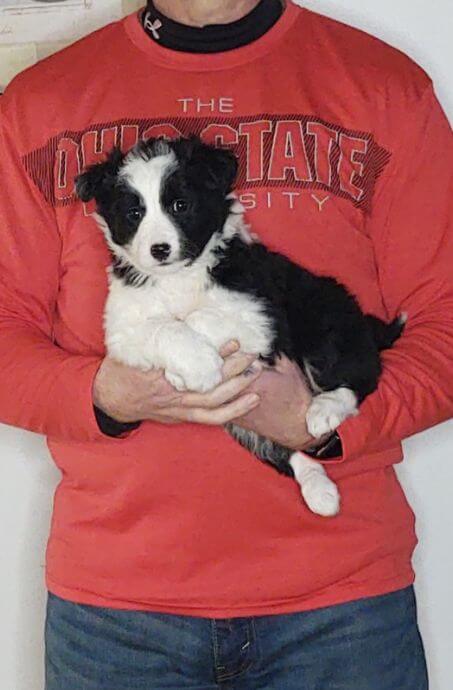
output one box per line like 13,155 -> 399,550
45,587 -> 428,689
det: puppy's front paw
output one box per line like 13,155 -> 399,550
306,388 -> 357,438
166,347 -> 223,393
306,402 -> 343,438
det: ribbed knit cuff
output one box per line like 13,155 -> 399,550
94,405 -> 141,438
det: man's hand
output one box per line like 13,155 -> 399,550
232,355 -> 321,451
93,341 -> 262,426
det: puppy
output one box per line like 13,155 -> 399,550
76,136 -> 404,517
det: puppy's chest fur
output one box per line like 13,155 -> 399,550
104,247 -> 276,363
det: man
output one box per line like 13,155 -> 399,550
0,0 -> 451,688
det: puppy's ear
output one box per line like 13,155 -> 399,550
75,147 -> 124,202
177,136 -> 239,195
203,145 -> 238,194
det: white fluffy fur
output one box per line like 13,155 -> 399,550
104,208 -> 274,393
98,151 -> 358,516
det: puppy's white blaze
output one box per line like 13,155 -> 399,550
119,151 -> 181,274
119,149 -> 175,191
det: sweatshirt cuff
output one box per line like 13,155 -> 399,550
313,411 -> 372,466
335,407 -> 378,462
94,405 -> 141,437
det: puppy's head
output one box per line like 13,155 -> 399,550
75,136 -> 238,275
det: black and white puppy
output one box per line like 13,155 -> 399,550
76,137 -> 404,517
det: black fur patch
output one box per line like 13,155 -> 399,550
112,257 -> 149,287
160,137 -> 238,262
212,235 -> 402,405
75,136 -> 404,476
75,136 -> 239,266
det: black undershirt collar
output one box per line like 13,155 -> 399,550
142,0 -> 284,53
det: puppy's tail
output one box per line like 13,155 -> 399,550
366,313 -> 407,351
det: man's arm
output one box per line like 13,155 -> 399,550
233,81 -> 452,466
0,103 -> 109,443
0,95 -> 261,442
337,82 -> 453,463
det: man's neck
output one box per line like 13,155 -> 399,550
153,0 -> 263,27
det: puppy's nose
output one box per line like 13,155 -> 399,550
150,243 -> 171,262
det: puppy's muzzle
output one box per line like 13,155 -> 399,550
150,243 -> 171,262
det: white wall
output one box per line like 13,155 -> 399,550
0,1 -> 452,689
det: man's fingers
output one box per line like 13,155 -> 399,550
219,340 -> 240,358
187,392 -> 260,425
180,361 -> 263,409
221,351 -> 258,381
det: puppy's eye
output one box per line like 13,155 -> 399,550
172,199 -> 189,214
126,207 -> 144,223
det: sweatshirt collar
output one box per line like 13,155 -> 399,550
123,1 -> 301,71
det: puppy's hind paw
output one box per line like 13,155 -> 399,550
301,474 -> 340,517
289,452 -> 340,517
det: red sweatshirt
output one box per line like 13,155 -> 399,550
0,3 -> 452,617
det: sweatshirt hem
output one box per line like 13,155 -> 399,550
46,573 -> 415,619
